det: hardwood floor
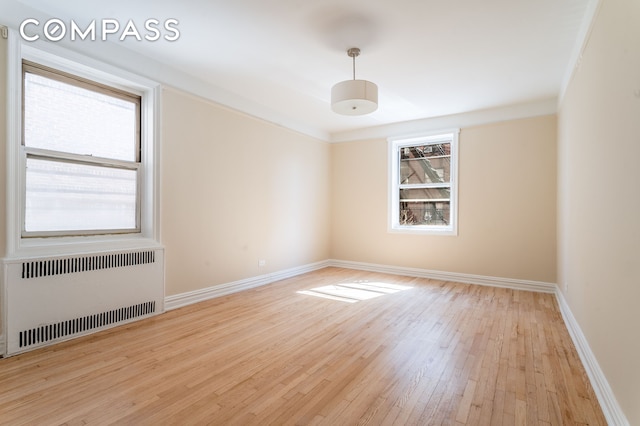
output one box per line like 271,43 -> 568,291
0,267 -> 606,425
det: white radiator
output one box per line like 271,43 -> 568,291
2,248 -> 164,356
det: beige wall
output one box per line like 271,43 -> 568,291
331,115 -> 557,283
161,87 -> 331,296
558,0 -> 640,422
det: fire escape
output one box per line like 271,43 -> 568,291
400,145 -> 450,225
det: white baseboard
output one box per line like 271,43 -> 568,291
164,260 -> 330,310
555,290 -> 629,426
327,259 -> 557,293
165,259 -> 555,311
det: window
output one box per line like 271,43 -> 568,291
22,62 -> 141,237
389,130 -> 459,235
6,40 -> 160,255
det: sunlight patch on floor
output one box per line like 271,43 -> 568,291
297,281 -> 412,303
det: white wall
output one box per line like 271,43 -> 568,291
558,0 -> 640,422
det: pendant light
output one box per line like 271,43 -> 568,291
331,47 -> 378,115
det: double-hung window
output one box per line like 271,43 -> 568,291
389,130 -> 459,235
22,61 -> 141,237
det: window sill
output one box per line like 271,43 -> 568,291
388,225 -> 457,236
7,235 -> 163,260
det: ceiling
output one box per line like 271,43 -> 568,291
3,0 -> 593,140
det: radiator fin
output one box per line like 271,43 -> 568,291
18,301 -> 156,349
21,250 -> 155,279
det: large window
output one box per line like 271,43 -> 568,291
389,131 -> 459,235
22,61 -> 141,237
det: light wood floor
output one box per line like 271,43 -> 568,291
0,267 -> 606,425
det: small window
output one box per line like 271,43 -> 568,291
22,61 -> 141,237
389,130 -> 459,235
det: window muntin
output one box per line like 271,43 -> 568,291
22,61 -> 142,237
390,131 -> 459,234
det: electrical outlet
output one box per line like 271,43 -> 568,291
258,259 -> 266,267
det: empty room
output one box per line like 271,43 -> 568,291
0,0 -> 638,424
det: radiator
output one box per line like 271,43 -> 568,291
2,248 -> 164,356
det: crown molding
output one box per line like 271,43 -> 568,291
558,0 -> 602,106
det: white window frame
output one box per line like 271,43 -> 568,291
6,33 -> 161,257
388,129 -> 459,236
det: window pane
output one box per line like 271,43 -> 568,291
399,144 -> 450,184
23,72 -> 138,161
398,200 -> 450,226
25,158 -> 137,233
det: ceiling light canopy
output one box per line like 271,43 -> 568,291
331,47 -> 378,116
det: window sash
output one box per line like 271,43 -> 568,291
399,144 -> 451,185
21,60 -> 142,237
397,143 -> 452,202
22,153 -> 141,237
22,61 -> 141,162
